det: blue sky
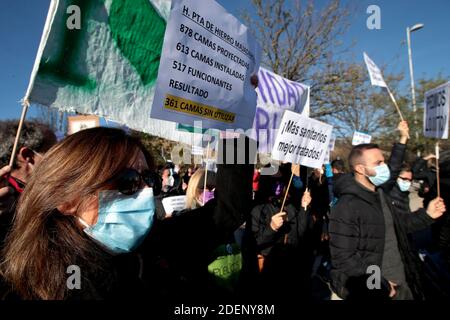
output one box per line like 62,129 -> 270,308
0,0 -> 449,121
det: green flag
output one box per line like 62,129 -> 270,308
25,0 -> 197,143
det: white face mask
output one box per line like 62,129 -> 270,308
364,164 -> 391,187
397,178 -> 411,192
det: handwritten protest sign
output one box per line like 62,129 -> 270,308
364,52 -> 387,88
151,0 -> 261,130
271,110 -> 333,169
162,195 -> 187,214
424,82 -> 449,139
352,131 -> 372,145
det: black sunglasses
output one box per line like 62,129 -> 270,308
113,168 -> 161,196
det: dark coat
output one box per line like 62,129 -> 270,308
390,183 -> 411,216
251,202 -> 309,255
250,201 -> 312,299
329,174 -> 435,300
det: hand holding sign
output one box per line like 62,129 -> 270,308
426,197 -> 446,219
398,121 -> 409,144
270,212 -> 287,232
291,164 -> 301,177
301,189 -> 312,210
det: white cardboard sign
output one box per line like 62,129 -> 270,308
271,110 -> 333,169
151,0 -> 261,130
162,195 -> 187,214
352,131 -> 372,145
364,52 -> 387,88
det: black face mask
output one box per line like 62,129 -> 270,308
270,196 -> 283,208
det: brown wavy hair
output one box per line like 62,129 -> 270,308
0,127 -> 153,299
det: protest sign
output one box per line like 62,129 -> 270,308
363,52 -> 405,122
328,135 -> 336,151
271,110 -> 333,169
352,131 -> 372,145
151,0 -> 261,131
363,52 -> 387,88
24,0 -> 202,145
162,195 -> 187,214
424,82 -> 449,139
322,135 -> 336,164
250,67 -> 309,153
191,145 -> 204,155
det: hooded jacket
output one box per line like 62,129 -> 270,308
329,174 -> 435,300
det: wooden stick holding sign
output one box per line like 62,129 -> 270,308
386,86 -> 405,122
436,142 -> 440,198
202,141 -> 210,205
280,172 -> 294,215
8,100 -> 30,167
386,86 -> 411,140
363,52 -> 409,138
281,171 -> 294,245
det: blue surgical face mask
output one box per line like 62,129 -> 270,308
79,188 -> 155,254
397,178 -> 411,192
365,163 -> 390,187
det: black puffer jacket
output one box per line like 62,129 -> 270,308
329,174 -> 435,300
390,184 -> 411,216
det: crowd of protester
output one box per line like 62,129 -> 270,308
0,119 -> 448,301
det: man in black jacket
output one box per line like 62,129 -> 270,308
329,143 -> 446,300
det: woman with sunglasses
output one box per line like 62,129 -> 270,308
0,127 -> 159,300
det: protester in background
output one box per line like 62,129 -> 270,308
182,166 -> 195,192
154,167 -> 217,220
329,143 -> 446,300
185,168 -> 216,210
142,136 -> 256,301
0,127 -> 158,299
389,163 -> 414,215
331,159 -> 346,176
252,168 -> 260,200
308,166 -> 329,249
250,164 -> 313,300
419,151 -> 450,297
160,164 -> 174,194
413,154 -> 437,200
0,120 -> 56,246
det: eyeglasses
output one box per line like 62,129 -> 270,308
113,168 -> 161,196
398,176 -> 413,182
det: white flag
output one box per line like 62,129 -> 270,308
363,52 -> 387,88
